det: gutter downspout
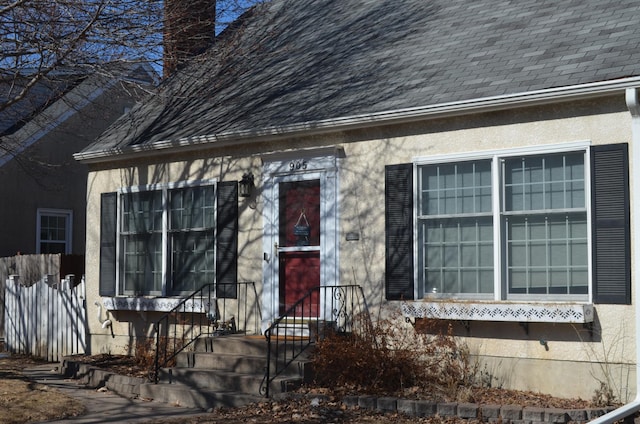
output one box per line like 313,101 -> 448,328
590,87 -> 640,423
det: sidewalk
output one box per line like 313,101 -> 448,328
23,364 -> 207,423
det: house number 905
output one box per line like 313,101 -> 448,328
289,160 -> 308,170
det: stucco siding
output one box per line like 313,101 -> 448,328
84,95 -> 636,400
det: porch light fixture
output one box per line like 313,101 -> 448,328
239,172 -> 255,197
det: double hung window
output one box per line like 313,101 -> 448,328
120,184 -> 216,296
417,149 -> 588,301
418,161 -> 494,296
37,209 -> 73,254
503,153 -> 587,298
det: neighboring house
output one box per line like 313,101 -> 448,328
0,66 -> 155,257
76,0 -> 640,402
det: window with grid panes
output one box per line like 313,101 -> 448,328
418,160 -> 494,297
120,184 -> 215,296
503,153 -> 587,298
37,209 -> 72,254
417,151 -> 588,300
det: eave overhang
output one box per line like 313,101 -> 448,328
74,76 -> 640,164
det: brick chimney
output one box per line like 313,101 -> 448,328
163,0 -> 216,78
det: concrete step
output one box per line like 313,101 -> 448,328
271,322 -> 311,338
193,335 -> 269,355
194,333 -> 314,354
176,351 -> 307,377
139,383 -> 263,409
157,368 -> 273,393
176,352 -> 264,373
156,368 -> 302,396
143,335 -> 315,408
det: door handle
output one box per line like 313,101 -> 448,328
274,242 -> 278,257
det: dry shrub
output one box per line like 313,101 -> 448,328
312,316 -> 473,401
131,337 -> 156,368
128,335 -> 186,371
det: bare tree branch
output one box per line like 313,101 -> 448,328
1,0 -> 259,88
0,0 -> 260,157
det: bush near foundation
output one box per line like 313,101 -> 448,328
130,335 -> 186,373
311,317 -> 474,401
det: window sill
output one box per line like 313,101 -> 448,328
401,300 -> 594,323
102,297 -> 208,313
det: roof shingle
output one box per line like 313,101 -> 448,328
85,0 -> 640,154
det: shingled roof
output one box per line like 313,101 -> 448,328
79,0 -> 640,159
0,72 -> 85,137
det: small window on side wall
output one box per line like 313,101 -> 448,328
37,209 -> 73,254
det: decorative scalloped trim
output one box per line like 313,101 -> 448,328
401,301 -> 594,323
102,297 -> 208,313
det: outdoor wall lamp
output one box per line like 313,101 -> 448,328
239,172 -> 255,198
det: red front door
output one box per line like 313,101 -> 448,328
278,180 -> 321,317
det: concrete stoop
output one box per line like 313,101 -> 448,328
138,335 -> 309,409
61,335 -> 310,410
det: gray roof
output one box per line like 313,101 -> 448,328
0,73 -> 84,136
84,0 -> 640,156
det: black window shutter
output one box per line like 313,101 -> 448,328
216,181 -> 238,298
385,163 -> 414,300
592,144 -> 631,304
99,192 -> 117,297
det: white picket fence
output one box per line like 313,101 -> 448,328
4,275 -> 87,361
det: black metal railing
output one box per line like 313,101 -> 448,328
151,281 -> 260,382
261,285 -> 371,397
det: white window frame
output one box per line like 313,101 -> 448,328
36,208 -> 73,254
413,141 -> 592,303
116,179 -> 217,297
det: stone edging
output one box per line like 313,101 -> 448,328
274,392 -> 617,423
60,359 -> 616,423
60,359 -> 146,399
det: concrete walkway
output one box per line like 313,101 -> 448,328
23,364 -> 207,423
